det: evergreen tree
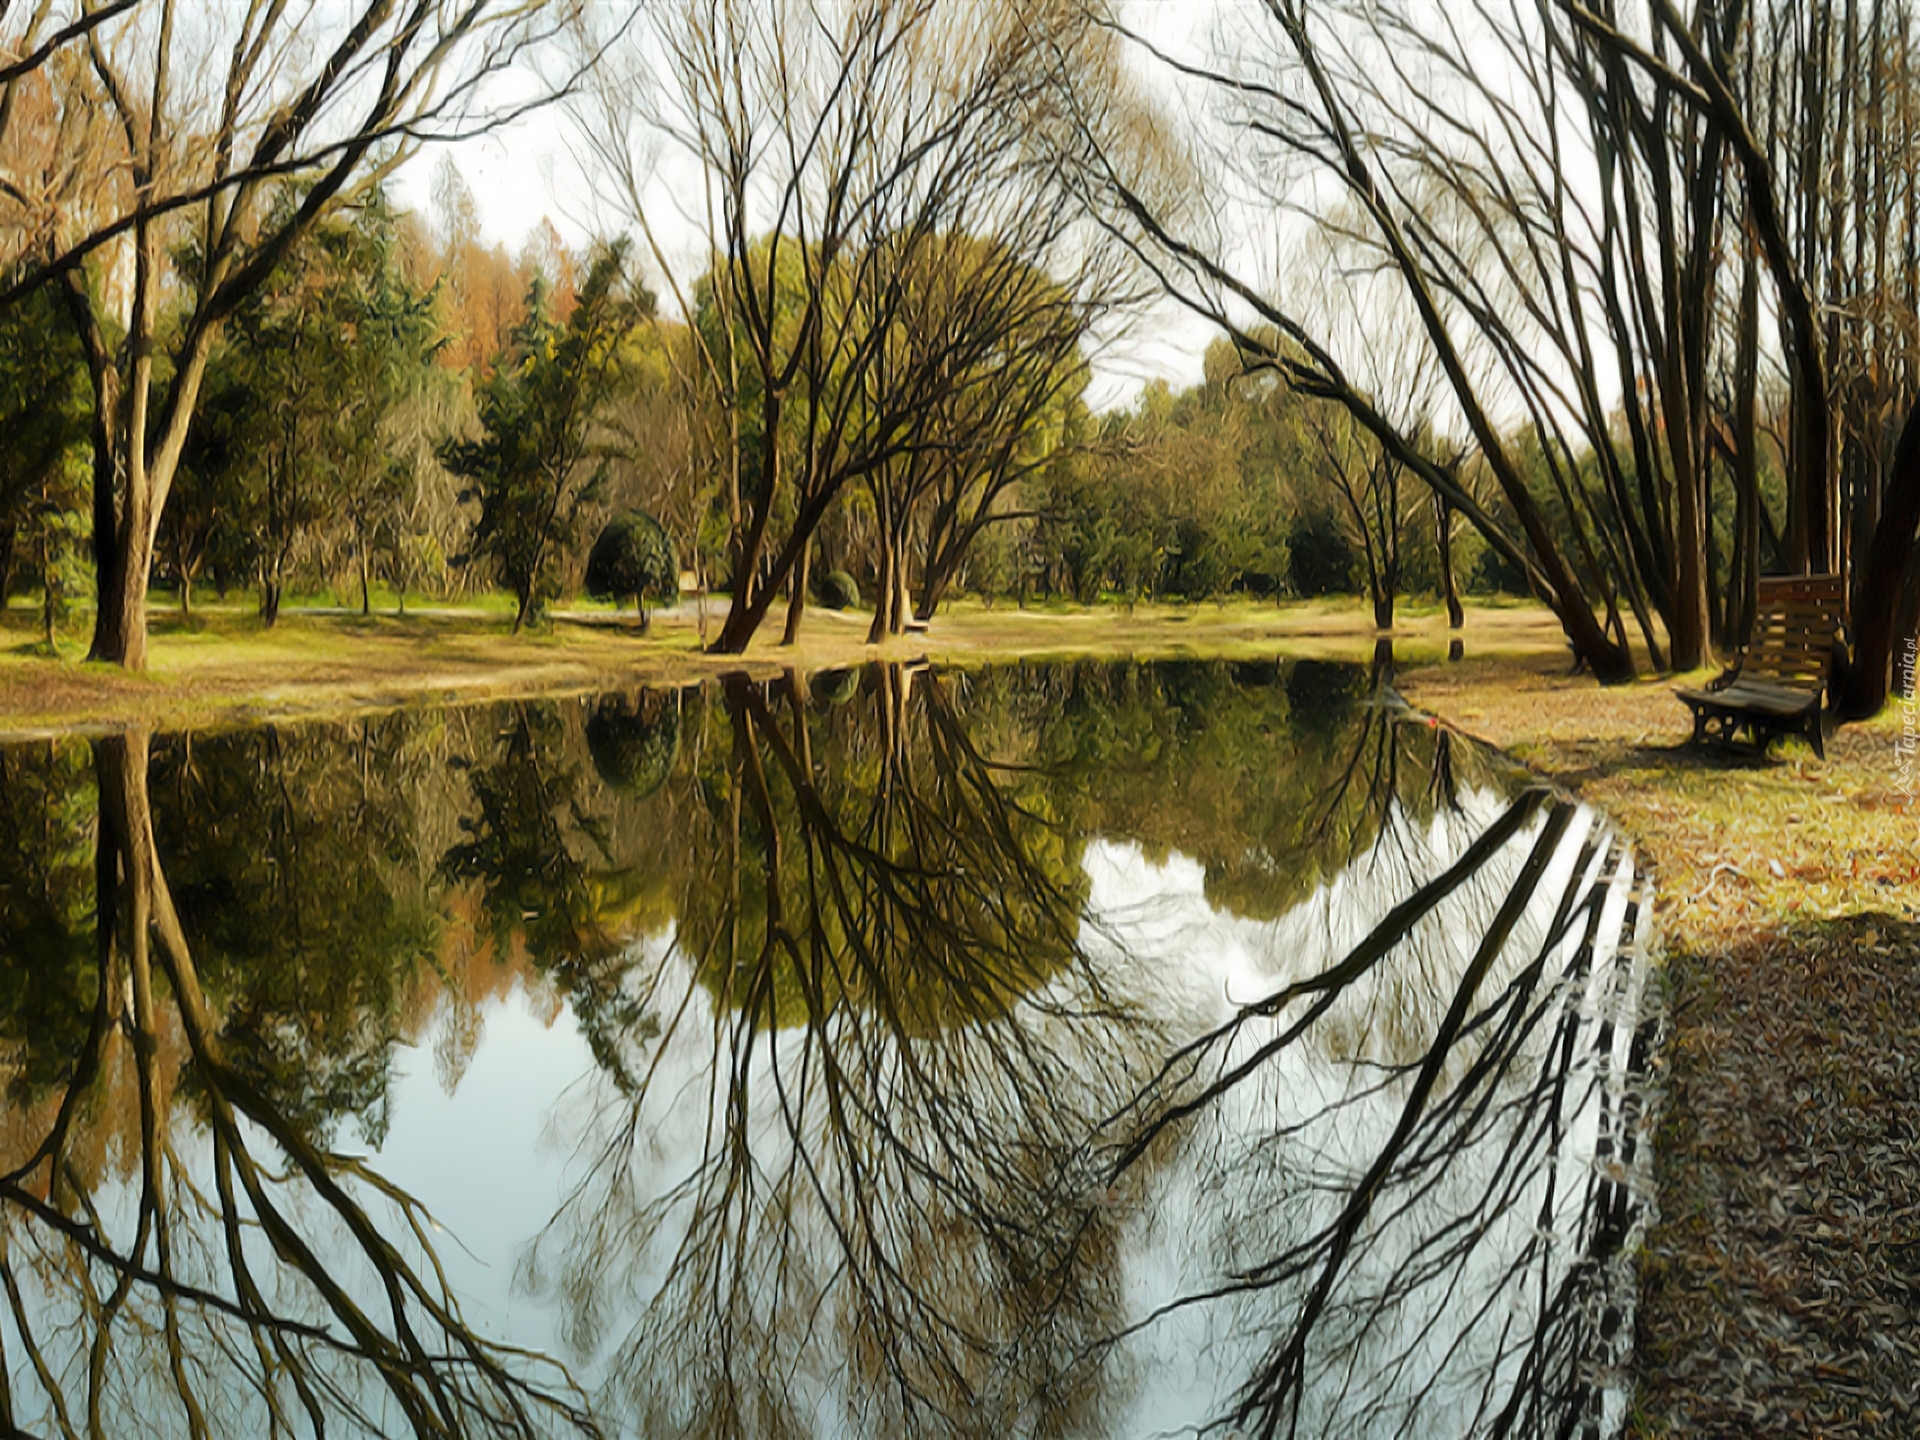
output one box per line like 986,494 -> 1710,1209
585,509 -> 678,632
0,282 -> 90,645
175,190 -> 443,622
442,241 -> 647,630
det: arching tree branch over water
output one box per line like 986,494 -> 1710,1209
1088,0 -> 1920,704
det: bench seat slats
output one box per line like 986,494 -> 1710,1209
1742,658 -> 1830,680
1677,683 -> 1821,718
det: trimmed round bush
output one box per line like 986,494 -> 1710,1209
587,692 -> 680,800
586,511 -> 678,626
813,667 -> 861,707
817,569 -> 861,611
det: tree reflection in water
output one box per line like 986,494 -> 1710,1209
0,731 -> 597,1438
1098,784 -> 1654,1440
0,658 -> 1655,1439
522,666 -> 1150,1439
513,660 -> 1651,1440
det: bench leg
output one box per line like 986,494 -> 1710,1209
1809,710 -> 1825,760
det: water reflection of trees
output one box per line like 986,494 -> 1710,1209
0,659 -> 1653,1438
0,731 -> 596,1437
968,656 -> 1503,923
149,721 -> 443,1145
452,661 -> 1650,1439
521,666 -> 1147,1439
1100,786 -> 1654,1440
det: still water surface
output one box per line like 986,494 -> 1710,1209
0,658 -> 1656,1438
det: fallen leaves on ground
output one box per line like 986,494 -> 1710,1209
1637,915 -> 1920,1437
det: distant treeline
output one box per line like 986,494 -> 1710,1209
0,171 -> 1542,639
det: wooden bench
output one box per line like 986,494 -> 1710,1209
1676,575 -> 1844,759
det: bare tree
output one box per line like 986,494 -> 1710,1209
1085,0 -> 1665,678
1727,0 -> 1920,710
576,0 -> 1141,654
1093,0 -> 1918,705
858,236 -> 1094,639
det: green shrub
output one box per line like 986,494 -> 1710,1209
1287,510 -> 1358,596
818,569 -> 861,611
586,510 -> 678,629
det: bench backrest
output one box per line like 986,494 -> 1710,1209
1743,575 -> 1844,685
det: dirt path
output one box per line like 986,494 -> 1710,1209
1400,654 -> 1920,1437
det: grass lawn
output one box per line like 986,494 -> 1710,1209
0,591 -> 1562,735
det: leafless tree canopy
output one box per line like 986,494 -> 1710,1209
573,0 -> 1158,652
1089,0 -> 1920,701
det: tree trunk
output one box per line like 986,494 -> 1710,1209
92,487 -> 154,668
1379,461 -> 1402,631
710,399 -> 782,655
867,530 -> 894,646
1729,243 -> 1762,652
261,577 -> 282,627
914,567 -> 949,623
38,528 -> 54,648
1435,493 -> 1463,629
714,573 -> 770,652
359,542 -> 372,616
0,523 -> 13,609
1893,560 -> 1920,701
1840,398 -> 1920,716
889,533 -> 910,635
1668,436 -> 1710,669
1255,16 -> 1638,683
781,539 -> 811,646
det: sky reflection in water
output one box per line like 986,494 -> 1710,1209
0,658 -> 1655,1438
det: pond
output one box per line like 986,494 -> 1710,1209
0,657 -> 1657,1439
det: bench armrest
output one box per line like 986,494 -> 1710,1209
1705,662 -> 1743,693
